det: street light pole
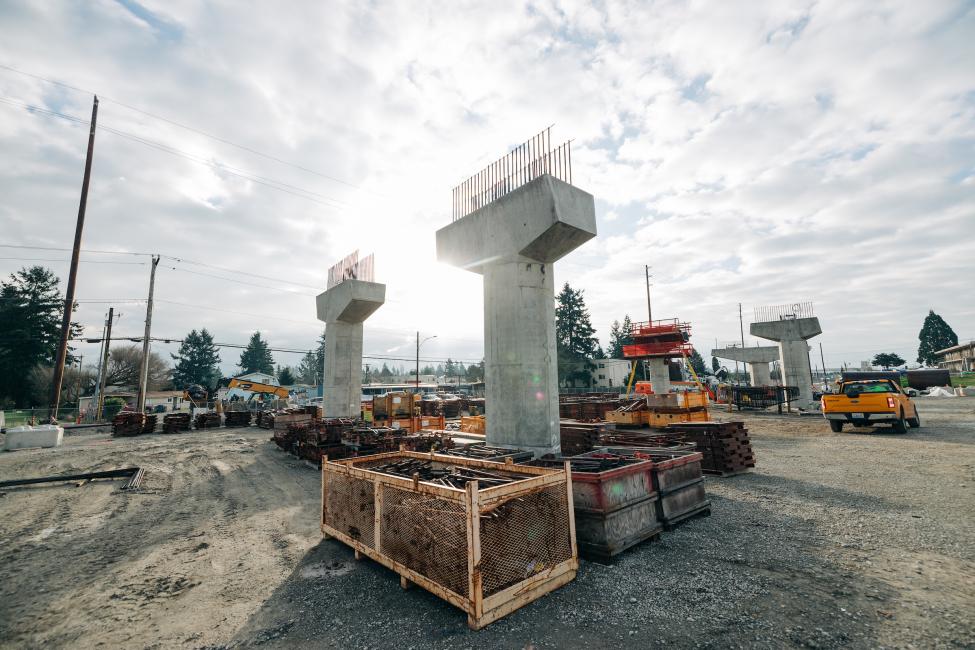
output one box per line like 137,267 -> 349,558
415,332 -> 437,391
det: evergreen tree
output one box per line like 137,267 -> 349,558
607,315 -> 633,359
688,349 -> 707,377
872,352 -> 905,370
712,356 -> 720,373
0,266 -> 83,406
296,350 -> 318,384
917,310 -> 957,366
465,360 -> 485,382
171,329 -> 221,391
444,358 -> 456,379
314,330 -> 326,377
277,366 -> 296,385
238,332 -> 274,374
379,363 -> 393,379
555,283 -> 600,386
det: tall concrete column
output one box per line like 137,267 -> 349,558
437,174 -> 596,457
316,279 -> 385,418
646,359 -> 671,394
750,317 -> 822,409
483,260 -> 559,453
711,345 -> 779,387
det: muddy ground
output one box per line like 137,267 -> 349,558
1,397 -> 973,649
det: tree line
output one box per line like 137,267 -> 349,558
0,266 -> 960,407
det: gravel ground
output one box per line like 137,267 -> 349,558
1,396 -> 973,649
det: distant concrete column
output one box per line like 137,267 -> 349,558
750,317 -> 822,409
437,174 -> 596,457
646,358 -> 671,394
749,363 -> 771,387
316,279 -> 385,418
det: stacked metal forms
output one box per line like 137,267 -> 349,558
142,414 -> 158,434
162,413 -> 192,433
590,448 -> 711,529
321,451 -> 577,629
527,454 -> 662,562
558,395 -> 622,421
112,412 -> 145,437
667,422 -> 755,476
224,411 -> 253,427
194,412 -> 222,429
559,421 -> 612,455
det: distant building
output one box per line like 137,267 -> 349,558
936,341 -> 975,373
234,372 -> 279,386
593,359 -> 632,388
145,391 -> 188,412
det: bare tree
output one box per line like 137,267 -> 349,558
105,344 -> 171,391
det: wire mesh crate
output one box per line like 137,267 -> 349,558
321,451 -> 578,629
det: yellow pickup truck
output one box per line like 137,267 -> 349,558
821,379 -> 920,433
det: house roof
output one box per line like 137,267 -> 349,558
935,340 -> 975,356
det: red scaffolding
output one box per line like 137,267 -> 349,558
622,318 -> 693,359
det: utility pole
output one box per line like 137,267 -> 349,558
819,342 -> 828,389
48,95 -> 98,421
416,331 -> 420,389
96,307 -> 114,420
645,265 -> 653,323
136,256 -> 160,413
738,303 -> 747,385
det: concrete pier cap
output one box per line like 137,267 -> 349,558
316,279 -> 386,418
711,346 -> 779,387
436,174 -> 597,457
749,317 -> 822,408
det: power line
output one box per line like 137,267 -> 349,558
0,257 -> 146,265
0,62 -> 372,193
0,96 -> 349,210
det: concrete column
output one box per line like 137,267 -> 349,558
483,260 -> 559,455
437,174 -> 596,456
748,363 -> 771,387
750,317 -> 822,409
779,340 -> 813,405
316,279 -> 385,418
323,321 -> 363,418
647,358 -> 671,394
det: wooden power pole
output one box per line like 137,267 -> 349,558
136,256 -> 160,413
48,95 -> 98,421
96,307 -> 114,420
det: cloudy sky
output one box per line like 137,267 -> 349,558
1,0 -> 972,377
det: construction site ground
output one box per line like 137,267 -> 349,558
1,397 -> 973,649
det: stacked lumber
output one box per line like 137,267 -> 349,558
112,412 -> 145,437
142,414 -> 158,434
194,412 -> 222,429
666,421 -> 755,476
224,411 -> 252,427
162,413 -> 191,433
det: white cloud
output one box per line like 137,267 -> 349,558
0,0 -> 972,375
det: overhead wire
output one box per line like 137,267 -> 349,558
0,96 -> 350,210
0,62 -> 373,193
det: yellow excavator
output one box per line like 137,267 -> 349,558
227,378 -> 290,401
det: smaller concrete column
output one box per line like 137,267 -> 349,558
750,317 -> 822,409
749,363 -> 772,387
316,279 -> 385,418
647,358 -> 671,394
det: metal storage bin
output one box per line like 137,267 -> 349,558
321,451 -> 577,629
